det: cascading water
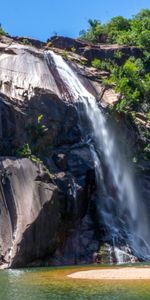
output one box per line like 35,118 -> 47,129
45,50 -> 150,262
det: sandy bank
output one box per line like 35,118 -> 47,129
68,267 -> 150,280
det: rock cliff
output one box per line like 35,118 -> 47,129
0,34 -> 149,267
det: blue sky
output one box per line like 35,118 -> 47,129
1,0 -> 150,41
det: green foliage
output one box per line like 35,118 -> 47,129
106,16 -> 130,32
106,16 -> 130,43
71,47 -> 76,53
47,41 -> 53,48
106,56 -> 149,112
30,155 -> 42,164
79,19 -> 106,43
0,24 -> 6,36
91,58 -> 114,72
79,9 -> 150,50
79,59 -> 86,66
17,143 -> 32,158
91,58 -> 102,69
17,147 -> 52,177
24,114 -> 49,157
37,114 -> 43,124
26,114 -> 48,141
114,50 -> 123,59
16,114 -> 52,177
147,112 -> 150,121
21,38 -> 31,45
62,50 -> 69,60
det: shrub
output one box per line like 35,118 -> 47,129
147,112 -> 150,121
62,50 -> 69,60
79,19 -> 106,43
91,58 -> 102,69
21,38 -> 31,45
47,41 -> 53,48
91,58 -> 114,72
17,144 -> 32,158
0,24 -> 6,36
79,9 -> 150,49
79,59 -> 86,66
114,50 -> 123,59
71,47 -> 76,53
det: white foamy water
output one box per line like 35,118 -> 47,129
46,50 -> 150,262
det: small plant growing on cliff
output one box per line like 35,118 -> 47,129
62,50 -> 69,60
0,24 -> 6,36
91,58 -> 102,69
17,143 -> 32,158
21,38 -> 31,45
91,58 -> 113,71
26,114 -> 48,140
37,114 -> 43,123
71,47 -> 76,53
114,50 -> 123,59
79,59 -> 86,66
37,114 -> 48,136
47,41 -> 53,48
146,112 -> 150,121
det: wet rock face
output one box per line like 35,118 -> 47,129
0,91 -> 80,156
0,158 -> 61,267
52,215 -> 99,265
0,39 -> 99,268
0,156 -> 97,268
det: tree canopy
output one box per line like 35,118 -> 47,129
79,9 -> 150,50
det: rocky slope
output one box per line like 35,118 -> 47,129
0,34 -> 149,268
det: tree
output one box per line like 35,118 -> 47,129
79,19 -> 106,43
79,9 -> 150,48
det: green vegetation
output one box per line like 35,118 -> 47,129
62,50 -> 69,60
91,58 -> 102,69
80,19 -> 106,43
47,41 -> 53,48
83,10 -> 150,161
91,56 -> 150,114
17,144 -> 52,177
114,50 -> 123,60
26,114 -> 48,140
79,9 -> 150,50
0,23 -> 6,36
17,114 -> 50,159
79,58 -> 86,66
147,112 -> 150,121
21,38 -> 31,45
16,115 -> 52,177
71,46 -> 76,53
91,58 -> 113,72
105,57 -> 149,112
17,143 -> 32,158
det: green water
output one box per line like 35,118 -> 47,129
0,265 -> 150,300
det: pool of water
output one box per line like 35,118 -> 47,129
0,265 -> 150,300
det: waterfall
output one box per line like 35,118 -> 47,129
45,50 -> 150,262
